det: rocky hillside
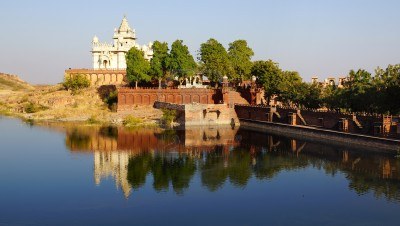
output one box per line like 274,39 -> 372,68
0,73 -> 34,91
0,80 -> 162,124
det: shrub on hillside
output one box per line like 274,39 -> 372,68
104,90 -> 118,112
63,74 -> 90,92
24,102 -> 48,113
161,109 -> 177,126
87,115 -> 101,124
123,115 -> 143,127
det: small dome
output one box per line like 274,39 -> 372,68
92,35 -> 99,43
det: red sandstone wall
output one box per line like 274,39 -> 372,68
234,105 -> 270,121
118,88 -> 217,111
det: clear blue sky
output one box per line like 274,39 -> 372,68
1,0 -> 399,84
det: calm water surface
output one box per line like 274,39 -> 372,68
1,116 -> 400,225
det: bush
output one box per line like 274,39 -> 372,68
87,115 -> 100,124
123,115 -> 143,127
24,102 -> 47,113
104,90 -> 118,111
63,74 -> 90,92
161,109 -> 177,126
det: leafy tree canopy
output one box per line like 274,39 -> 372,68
126,47 -> 151,88
199,38 -> 233,85
251,60 -> 283,103
168,40 -> 197,79
150,41 -> 169,88
228,40 -> 254,82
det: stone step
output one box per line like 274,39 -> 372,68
228,91 -> 250,105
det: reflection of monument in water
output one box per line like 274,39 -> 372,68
62,124 -> 400,201
65,126 -> 239,198
94,151 -> 133,198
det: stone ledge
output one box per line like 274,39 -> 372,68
239,119 -> 400,153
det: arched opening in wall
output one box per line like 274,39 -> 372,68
201,95 -> 208,104
151,94 -> 158,104
135,95 -> 142,104
167,94 -> 174,103
159,94 -> 166,102
143,95 -> 150,105
176,95 -> 183,104
120,94 -> 126,104
192,95 -> 200,103
184,95 -> 191,104
104,74 -> 111,84
103,60 -> 108,69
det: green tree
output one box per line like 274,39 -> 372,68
63,74 -> 90,92
199,38 -> 233,87
299,82 -> 323,109
278,71 -> 303,107
322,84 -> 344,110
251,60 -> 283,104
150,41 -> 169,88
373,64 -> 400,114
168,40 -> 197,84
228,40 -> 254,82
126,47 -> 151,88
343,69 -> 374,112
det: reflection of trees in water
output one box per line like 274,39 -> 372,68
62,125 -> 400,202
65,129 -> 91,150
99,126 -> 118,139
345,166 -> 400,202
127,152 -> 196,195
126,145 -> 312,193
253,153 -> 308,180
200,146 -> 229,191
127,153 -> 152,189
126,143 -> 400,203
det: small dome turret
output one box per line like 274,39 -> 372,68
92,35 -> 99,43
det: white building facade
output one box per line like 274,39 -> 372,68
91,16 -> 153,70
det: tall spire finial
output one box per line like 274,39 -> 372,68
118,15 -> 132,33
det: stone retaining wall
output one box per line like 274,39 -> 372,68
240,119 -> 400,153
154,101 -> 239,126
65,69 -> 126,86
235,105 -> 399,138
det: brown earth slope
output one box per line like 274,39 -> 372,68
0,74 -> 162,124
0,73 -> 34,91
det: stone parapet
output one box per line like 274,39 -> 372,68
235,104 -> 400,139
65,68 -> 126,86
240,119 -> 400,153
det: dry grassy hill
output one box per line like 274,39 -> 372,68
0,73 -> 162,124
0,73 -> 34,91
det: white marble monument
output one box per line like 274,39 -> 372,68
91,16 -> 153,70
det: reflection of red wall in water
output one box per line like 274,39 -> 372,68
117,129 -> 168,152
116,127 -> 239,152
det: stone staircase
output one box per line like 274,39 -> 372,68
352,114 -> 363,129
228,91 -> 250,105
297,111 -> 307,125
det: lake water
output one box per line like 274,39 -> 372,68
1,116 -> 400,225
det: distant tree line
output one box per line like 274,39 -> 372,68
125,38 -> 400,114
252,61 -> 400,114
